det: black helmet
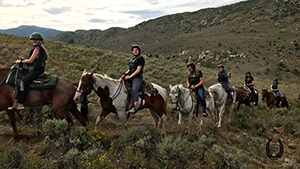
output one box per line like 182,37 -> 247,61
30,32 -> 44,41
246,71 -> 251,74
274,78 -> 278,81
218,64 -> 224,68
131,44 -> 141,53
186,61 -> 196,67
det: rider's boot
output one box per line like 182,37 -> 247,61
202,108 -> 208,117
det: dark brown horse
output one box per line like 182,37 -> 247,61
0,67 -> 87,140
261,89 -> 289,110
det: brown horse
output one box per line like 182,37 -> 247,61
0,67 -> 87,140
261,89 -> 289,110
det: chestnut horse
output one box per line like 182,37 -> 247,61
261,89 -> 289,110
73,70 -> 167,133
0,67 -> 87,140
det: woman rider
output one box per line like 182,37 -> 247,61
270,78 -> 281,106
186,61 -> 208,117
244,71 -> 254,92
216,64 -> 235,102
8,32 -> 48,110
124,44 -> 145,113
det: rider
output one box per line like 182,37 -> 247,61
124,44 -> 145,113
8,32 -> 48,110
186,61 -> 208,117
216,64 -> 235,102
270,78 -> 281,106
244,71 -> 254,92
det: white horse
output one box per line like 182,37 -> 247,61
73,70 -> 168,133
169,84 -> 215,130
208,83 -> 236,127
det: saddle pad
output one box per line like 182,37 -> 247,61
6,67 -> 57,89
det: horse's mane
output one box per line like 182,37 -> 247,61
0,67 -> 10,70
93,73 -> 121,84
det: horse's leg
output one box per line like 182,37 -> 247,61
148,107 -> 159,129
6,110 -> 19,140
217,104 -> 225,128
116,110 -> 128,130
178,112 -> 183,125
228,102 -> 235,122
187,111 -> 193,132
237,102 -> 241,111
69,104 -> 87,127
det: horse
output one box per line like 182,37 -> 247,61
169,84 -> 215,131
73,70 -> 167,133
261,89 -> 289,110
0,67 -> 88,140
235,87 -> 258,111
208,83 -> 236,128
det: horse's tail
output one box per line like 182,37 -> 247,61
285,97 -> 289,110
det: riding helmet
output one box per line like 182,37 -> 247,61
30,32 -> 44,41
131,44 -> 141,54
186,61 -> 196,68
218,64 -> 224,68
246,71 -> 251,74
274,78 -> 278,81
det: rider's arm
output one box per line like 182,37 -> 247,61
244,81 -> 246,87
216,72 -> 219,80
187,78 -> 190,88
195,77 -> 204,88
16,48 -> 39,64
227,70 -> 232,78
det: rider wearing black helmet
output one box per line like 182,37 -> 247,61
124,44 -> 145,113
270,78 -> 281,106
216,64 -> 235,102
186,61 -> 208,117
244,71 -> 254,92
8,32 -> 48,110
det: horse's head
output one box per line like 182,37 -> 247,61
74,70 -> 94,104
261,89 -> 268,102
169,84 -> 181,110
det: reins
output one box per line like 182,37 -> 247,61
0,64 -> 20,92
171,88 -> 195,115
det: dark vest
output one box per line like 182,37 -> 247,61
218,71 -> 228,83
188,71 -> 202,88
128,56 -> 143,76
26,45 -> 47,71
271,83 -> 279,90
245,78 -> 253,86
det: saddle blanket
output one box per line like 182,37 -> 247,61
6,67 -> 57,89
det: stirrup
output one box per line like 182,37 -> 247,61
202,109 -> 208,117
129,107 -> 137,114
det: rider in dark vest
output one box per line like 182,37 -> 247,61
124,44 -> 145,113
186,61 -> 208,117
270,78 -> 281,106
216,64 -> 236,102
8,32 -> 48,110
244,71 -> 254,92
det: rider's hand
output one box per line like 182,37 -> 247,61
191,85 -> 195,89
125,76 -> 131,80
15,60 -> 21,64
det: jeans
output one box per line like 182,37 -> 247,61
196,87 -> 206,109
131,76 -> 143,101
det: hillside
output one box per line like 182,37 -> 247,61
51,0 -> 300,75
0,25 -> 63,39
1,34 -> 300,168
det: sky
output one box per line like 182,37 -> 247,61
0,0 -> 246,31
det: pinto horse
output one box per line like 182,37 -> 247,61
261,89 -> 289,110
169,84 -> 215,131
73,70 -> 167,133
0,67 -> 87,140
208,83 -> 236,127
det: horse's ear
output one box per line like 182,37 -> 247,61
169,84 -> 173,90
83,69 -> 87,74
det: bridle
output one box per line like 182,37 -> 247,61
76,77 -> 124,105
170,87 -> 195,115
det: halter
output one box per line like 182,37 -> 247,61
170,87 -> 195,115
76,76 -> 124,105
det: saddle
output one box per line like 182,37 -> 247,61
123,79 -> 155,96
6,66 -> 57,89
190,89 -> 210,101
